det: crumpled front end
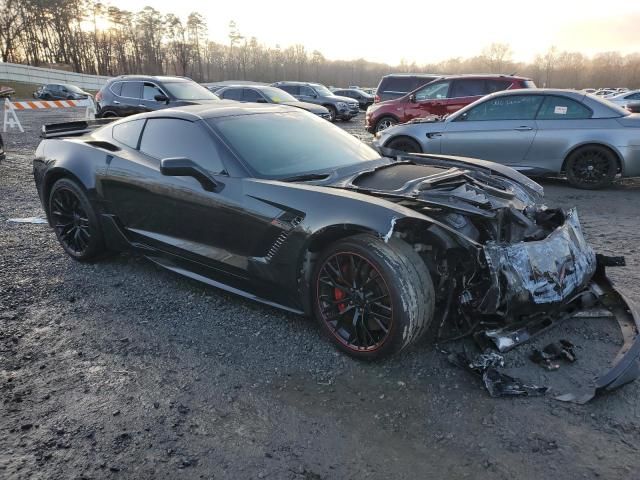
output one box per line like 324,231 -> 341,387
481,209 -> 597,317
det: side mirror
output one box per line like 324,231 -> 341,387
409,94 -> 416,103
160,157 -> 219,192
154,94 -> 169,103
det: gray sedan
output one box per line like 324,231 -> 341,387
373,89 -> 640,189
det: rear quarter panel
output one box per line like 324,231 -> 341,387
527,119 -> 632,174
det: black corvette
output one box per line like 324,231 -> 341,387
33,104 -> 640,400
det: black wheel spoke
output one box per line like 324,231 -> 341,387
316,251 -> 393,352
51,187 -> 92,256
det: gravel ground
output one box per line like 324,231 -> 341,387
2,108 -> 640,479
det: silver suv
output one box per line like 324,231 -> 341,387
271,81 -> 359,122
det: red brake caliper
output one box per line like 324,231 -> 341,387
334,288 -> 346,312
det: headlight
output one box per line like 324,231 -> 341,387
336,102 -> 348,109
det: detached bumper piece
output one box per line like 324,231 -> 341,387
476,264 -> 640,403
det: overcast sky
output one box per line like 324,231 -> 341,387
107,0 -> 640,64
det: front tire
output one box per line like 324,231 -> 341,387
565,146 -> 617,189
49,178 -> 105,261
325,105 -> 337,122
375,116 -> 397,133
386,137 -> 422,154
312,234 -> 435,360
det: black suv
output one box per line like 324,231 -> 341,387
33,84 -> 91,101
332,88 -> 375,110
271,81 -> 359,122
95,75 -> 220,118
374,74 -> 442,103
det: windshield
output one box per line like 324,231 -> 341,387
163,81 -> 219,100
310,84 -> 334,96
260,87 -> 298,103
210,111 -> 380,177
64,84 -> 84,93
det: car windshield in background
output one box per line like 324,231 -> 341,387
260,87 -> 298,103
311,84 -> 333,96
163,82 -> 219,100
211,112 -> 380,177
64,85 -> 84,93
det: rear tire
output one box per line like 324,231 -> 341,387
386,137 -> 422,154
565,145 -> 617,189
312,234 -> 435,360
49,178 -> 105,261
98,110 -> 119,118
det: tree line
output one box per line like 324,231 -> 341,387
1,0 -> 639,89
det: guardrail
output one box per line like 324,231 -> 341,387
0,62 -> 110,90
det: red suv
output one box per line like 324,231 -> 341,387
365,75 -> 536,133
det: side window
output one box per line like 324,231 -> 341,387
222,88 -> 243,101
142,83 -> 164,101
414,81 -> 451,101
450,79 -> 486,98
121,82 -> 142,99
627,92 -> 640,100
279,85 -> 299,95
139,119 -> 225,174
485,79 -> 512,94
463,95 -> 544,121
536,96 -> 592,120
299,86 -> 315,96
243,89 -> 264,102
112,119 -> 145,149
110,81 -> 123,96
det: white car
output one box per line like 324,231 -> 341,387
605,89 -> 640,107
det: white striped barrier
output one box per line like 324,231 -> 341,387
3,97 -> 97,133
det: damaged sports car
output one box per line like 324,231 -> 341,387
33,104 -> 640,400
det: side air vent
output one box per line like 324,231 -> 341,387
265,216 -> 303,261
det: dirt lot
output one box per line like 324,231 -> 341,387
2,108 -> 640,479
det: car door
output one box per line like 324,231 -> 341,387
118,81 -> 145,116
140,82 -> 168,111
220,87 -> 243,101
524,95 -> 596,173
404,80 -> 452,120
243,88 -> 267,103
445,79 -> 489,115
103,117 -> 251,281
440,94 -> 543,167
298,85 -> 319,104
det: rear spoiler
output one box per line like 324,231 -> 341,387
41,118 -> 117,139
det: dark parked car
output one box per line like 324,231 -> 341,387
271,81 -> 359,122
332,88 -> 375,110
32,104 -> 640,402
366,74 -> 536,133
33,84 -> 90,100
95,75 -> 220,118
216,85 -> 331,119
374,73 -> 442,103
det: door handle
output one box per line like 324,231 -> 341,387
138,104 -> 146,108
113,100 -> 120,104
426,132 -> 442,138
514,126 -> 533,131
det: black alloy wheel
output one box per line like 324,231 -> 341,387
565,146 -> 617,189
49,178 -> 105,261
317,251 -> 393,352
313,234 -> 435,360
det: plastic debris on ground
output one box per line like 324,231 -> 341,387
7,217 -> 48,224
447,350 -> 548,398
